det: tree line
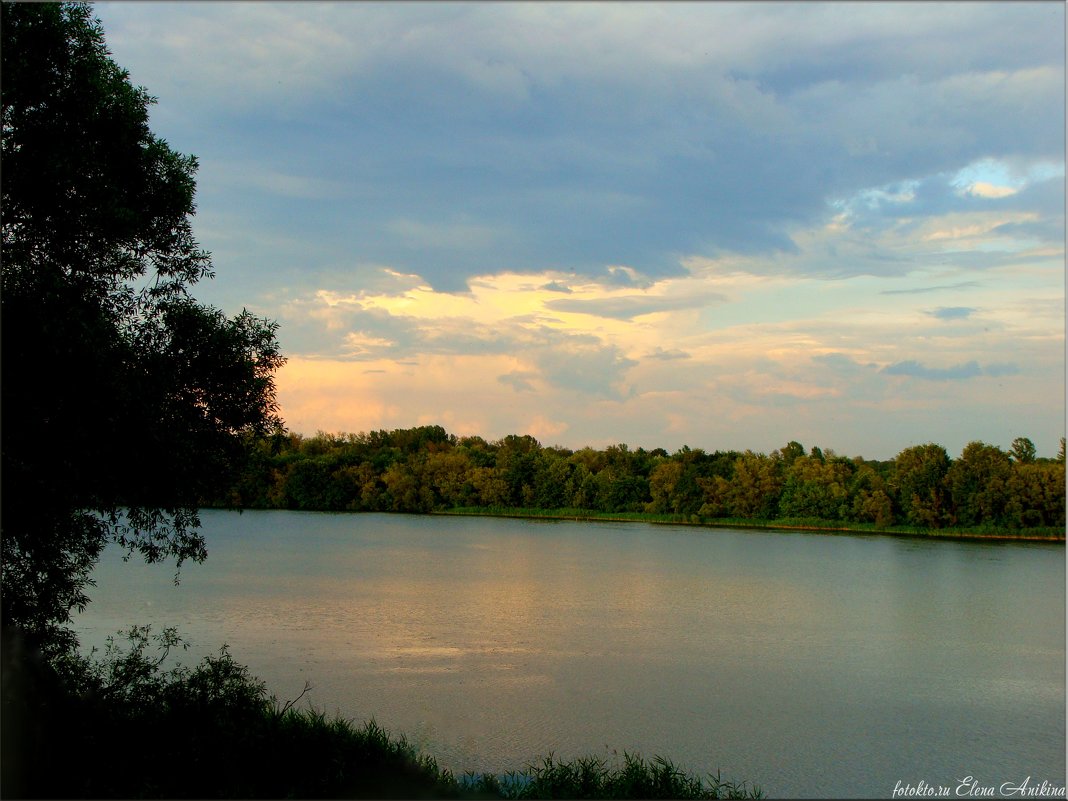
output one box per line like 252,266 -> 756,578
212,427 -> 1066,532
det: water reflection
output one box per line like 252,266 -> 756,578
76,511 -> 1065,798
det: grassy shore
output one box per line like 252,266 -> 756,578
439,507 -> 1065,542
1,625 -> 763,799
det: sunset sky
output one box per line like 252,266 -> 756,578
93,1 -> 1065,460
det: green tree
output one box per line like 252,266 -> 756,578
568,463 -> 599,509
1,2 -> 285,656
706,451 -> 784,519
778,453 -> 854,520
496,434 -> 542,505
423,449 -> 477,508
594,467 -> 650,513
457,435 -> 497,468
779,441 -> 805,467
382,460 -> 435,512
890,444 -> 951,528
1004,462 -> 1066,528
646,461 -> 685,514
945,441 -> 1013,527
532,451 -> 573,509
845,461 -> 894,527
669,446 -> 727,515
353,462 -> 387,511
1010,437 -> 1037,464
570,446 -> 607,475
469,466 -> 511,507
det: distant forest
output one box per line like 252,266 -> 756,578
209,427 -> 1066,532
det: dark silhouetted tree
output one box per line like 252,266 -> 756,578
1,2 -> 285,656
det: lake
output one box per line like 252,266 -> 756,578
74,510 -> 1065,798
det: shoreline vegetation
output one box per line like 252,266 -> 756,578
3,625 -> 764,799
209,425 -> 1066,542
437,507 -> 1066,542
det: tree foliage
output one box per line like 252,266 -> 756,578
1,1 -> 285,655
890,444 -> 951,528
212,427 -> 1065,534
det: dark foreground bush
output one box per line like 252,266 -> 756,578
1,625 -> 762,799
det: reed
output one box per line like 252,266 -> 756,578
460,751 -> 763,799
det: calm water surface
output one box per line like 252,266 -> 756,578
75,511 -> 1066,798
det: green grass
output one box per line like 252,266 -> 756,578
440,507 -> 1065,541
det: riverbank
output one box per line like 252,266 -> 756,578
1,625 -> 764,799
438,507 -> 1066,542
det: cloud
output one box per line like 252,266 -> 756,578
342,331 -> 396,358
540,281 -> 573,294
880,360 -> 1022,381
882,360 -> 983,380
523,415 -> 570,443
498,372 -> 538,392
545,290 -> 727,320
85,3 -> 1065,459
812,352 -> 874,374
95,3 -> 1065,292
647,347 -> 690,361
212,164 -> 349,200
385,217 -> 506,251
927,307 -> 977,320
984,363 -> 1021,377
601,265 -> 655,289
531,344 -> 638,399
965,182 -> 1018,199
